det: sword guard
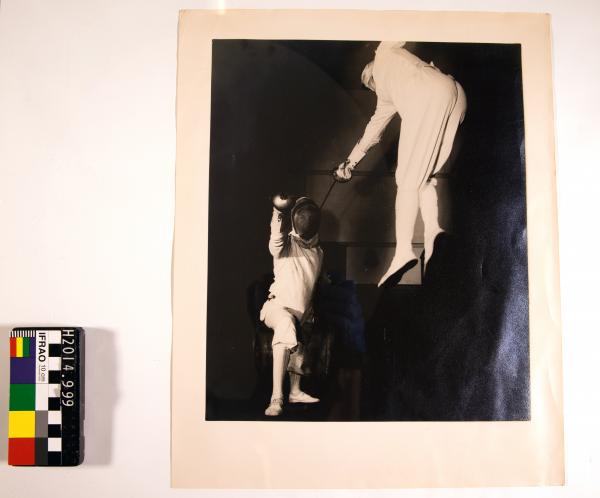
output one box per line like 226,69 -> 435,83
332,166 -> 351,183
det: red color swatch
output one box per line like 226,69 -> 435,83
8,438 -> 35,465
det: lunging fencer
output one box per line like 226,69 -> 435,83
334,41 -> 467,287
260,194 -> 323,416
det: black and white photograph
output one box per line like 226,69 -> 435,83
205,39 -> 528,422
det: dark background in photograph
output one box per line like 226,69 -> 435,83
205,40 -> 529,421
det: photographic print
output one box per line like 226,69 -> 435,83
172,10 -> 563,488
206,39 -> 529,422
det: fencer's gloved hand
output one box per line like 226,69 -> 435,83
332,160 -> 354,183
272,193 -> 296,212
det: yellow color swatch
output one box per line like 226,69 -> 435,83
15,337 -> 23,357
8,411 -> 35,438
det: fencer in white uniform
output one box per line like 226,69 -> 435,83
260,196 -> 323,416
335,41 -> 467,286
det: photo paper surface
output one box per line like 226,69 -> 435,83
206,38 -> 528,423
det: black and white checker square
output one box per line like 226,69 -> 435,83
47,380 -> 62,462
44,330 -> 64,464
48,330 -> 62,358
47,332 -> 62,398
48,381 -> 61,409
47,350 -> 62,453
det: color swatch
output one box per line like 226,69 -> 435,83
8,328 -> 84,466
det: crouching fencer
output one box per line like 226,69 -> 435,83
334,41 -> 467,286
260,194 -> 323,416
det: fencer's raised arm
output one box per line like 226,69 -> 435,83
346,98 -> 397,167
344,41 -> 407,168
268,208 -> 289,257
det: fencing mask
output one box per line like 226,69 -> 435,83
291,197 -> 321,241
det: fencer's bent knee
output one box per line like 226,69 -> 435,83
272,314 -> 298,349
272,343 -> 289,353
274,315 -> 295,337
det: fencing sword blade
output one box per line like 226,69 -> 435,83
320,178 -> 337,209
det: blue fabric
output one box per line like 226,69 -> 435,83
315,275 -> 366,354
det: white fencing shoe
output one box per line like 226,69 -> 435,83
265,398 -> 284,416
288,391 -> 319,404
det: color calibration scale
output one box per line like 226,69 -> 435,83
8,328 -> 84,466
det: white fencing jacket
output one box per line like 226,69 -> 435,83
263,208 -> 323,318
347,41 -> 464,187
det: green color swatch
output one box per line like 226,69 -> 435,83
9,383 -> 35,411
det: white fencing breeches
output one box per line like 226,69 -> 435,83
260,298 -> 300,349
392,66 -> 467,264
260,298 -> 306,374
